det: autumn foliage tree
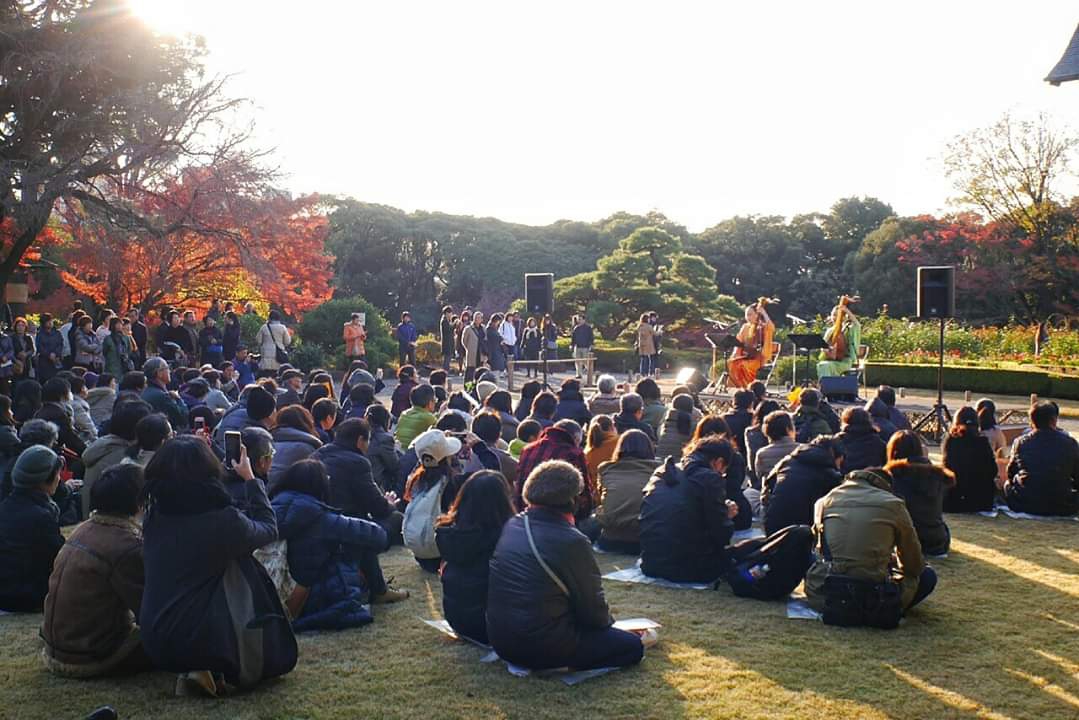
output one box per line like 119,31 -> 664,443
56,158 -> 333,316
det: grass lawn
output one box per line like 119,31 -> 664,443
2,514 -> 1078,720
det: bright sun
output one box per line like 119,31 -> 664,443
126,0 -> 199,34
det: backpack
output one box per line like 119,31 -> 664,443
403,476 -> 447,560
723,524 -> 814,600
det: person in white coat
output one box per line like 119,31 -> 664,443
256,310 -> 291,373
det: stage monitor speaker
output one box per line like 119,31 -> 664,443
675,367 -> 709,394
917,265 -> 955,319
525,273 -> 554,315
819,375 -> 860,403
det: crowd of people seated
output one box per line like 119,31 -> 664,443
0,301 -> 1076,698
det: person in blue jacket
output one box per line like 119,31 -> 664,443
396,312 -> 418,367
271,459 -> 408,632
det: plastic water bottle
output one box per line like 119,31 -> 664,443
748,563 -> 770,580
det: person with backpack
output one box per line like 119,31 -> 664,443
487,460 -> 647,671
434,470 -> 514,644
271,460 -> 407,633
402,429 -> 467,572
805,467 -> 936,626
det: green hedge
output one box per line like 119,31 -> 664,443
865,362 -> 1079,400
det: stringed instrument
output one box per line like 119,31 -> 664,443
731,297 -> 778,362
823,295 -> 859,361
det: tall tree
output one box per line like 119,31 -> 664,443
0,0 -> 251,297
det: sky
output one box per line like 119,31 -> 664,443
127,0 -> 1079,231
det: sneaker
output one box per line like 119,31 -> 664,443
175,670 -> 218,698
639,628 -> 660,649
372,586 -> 410,605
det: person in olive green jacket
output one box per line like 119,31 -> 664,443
805,468 -> 936,613
394,385 -> 438,451
593,430 -> 660,554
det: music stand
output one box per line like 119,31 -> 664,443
703,332 -> 739,394
787,334 -> 829,387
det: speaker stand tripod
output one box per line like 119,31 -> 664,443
911,316 -> 952,443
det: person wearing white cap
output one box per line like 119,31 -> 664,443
402,428 -> 465,572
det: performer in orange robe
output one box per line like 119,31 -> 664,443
728,299 -> 776,389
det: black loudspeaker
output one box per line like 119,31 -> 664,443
525,273 -> 554,315
675,367 -> 709,394
917,266 -> 955,319
819,375 -> 859,403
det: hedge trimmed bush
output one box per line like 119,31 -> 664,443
297,296 -> 395,371
865,362 -> 1079,400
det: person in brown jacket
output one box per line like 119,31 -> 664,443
636,315 -> 656,377
42,464 -> 149,677
593,430 -> 660,554
805,468 -> 937,615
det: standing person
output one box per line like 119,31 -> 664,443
126,308 -> 147,368
486,314 -> 506,375
636,314 -> 655,378
205,299 -> 222,323
498,311 -> 517,369
140,437 -> 298,696
649,312 -> 663,378
396,312 -> 418,368
255,310 -> 291,374
35,314 -> 64,384
439,306 -> 455,374
570,315 -> 594,380
434,470 -> 514,644
10,317 -> 34,386
198,315 -> 224,368
486,461 -> 645,672
520,317 -> 541,379
102,317 -> 135,379
74,315 -> 103,371
181,311 -> 200,358
221,311 -> 241,363
161,311 -> 193,362
461,312 -> 485,384
454,310 -> 471,375
59,309 -> 82,369
942,406 -> 1000,513
541,314 -> 559,363
344,313 -> 367,365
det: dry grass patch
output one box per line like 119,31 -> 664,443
1,515 -> 1077,719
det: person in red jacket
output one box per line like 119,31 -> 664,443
515,419 -> 591,521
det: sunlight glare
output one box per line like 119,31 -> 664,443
125,0 -> 199,35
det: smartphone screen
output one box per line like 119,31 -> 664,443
194,417 -> 206,430
224,431 -> 242,466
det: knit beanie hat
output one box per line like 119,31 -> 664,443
522,460 -> 582,511
12,445 -> 60,489
476,380 -> 497,403
246,385 -> 277,421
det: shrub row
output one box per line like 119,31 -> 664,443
864,362 -> 1079,401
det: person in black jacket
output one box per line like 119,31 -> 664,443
487,460 -> 645,671
720,390 -> 754,456
312,418 -> 403,544
613,392 -> 657,442
942,406 -> 999,513
835,407 -> 886,475
692,415 -> 752,529
35,377 -> 86,457
570,316 -> 594,379
640,436 -> 737,582
0,445 -> 65,611
440,305 -> 456,374
1004,401 -> 1079,517
435,470 -> 514,644
865,396 -> 898,444
886,431 -> 954,556
553,378 -> 591,428
762,435 -> 844,535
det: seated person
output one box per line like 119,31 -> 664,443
719,390 -> 754,456
365,406 -> 400,493
656,394 -> 697,461
527,391 -> 558,430
806,468 -> 936,616
942,406 -> 999,513
885,431 -> 953,557
42,464 -> 150,677
753,411 -> 798,486
0,446 -> 66,611
313,419 -> 402,543
584,415 -> 618,481
395,384 -> 438,450
509,419 -> 541,460
487,461 -> 646,671
389,365 -> 419,419
792,389 -> 832,444
876,385 -> 911,431
343,382 -> 376,420
403,429 -> 468,572
311,397 -> 338,445
463,412 -> 518,488
613,392 -> 657,442
634,378 -> 666,436
976,398 -> 1008,458
639,436 -> 737,583
514,380 -> 542,422
743,399 -> 781,486
1004,401 -> 1079,517
268,405 -> 323,487
515,419 -> 592,519
553,378 -> 592,428
272,460 -> 406,633
835,407 -> 886,475
140,437 -> 297,697
483,390 -> 520,444
81,399 -> 153,516
587,374 -> 622,416
692,415 -> 752,530
435,470 -> 514,643
122,413 -> 172,468
762,435 -> 844,536
591,430 -> 660,555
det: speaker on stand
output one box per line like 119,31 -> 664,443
912,266 -> 955,443
525,273 -> 554,316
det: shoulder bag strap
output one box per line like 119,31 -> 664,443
523,513 -> 569,596
266,323 -> 284,352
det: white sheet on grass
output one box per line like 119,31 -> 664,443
603,560 -> 716,590
997,507 -> 1079,521
732,527 -> 766,542
786,591 -> 821,621
976,510 -> 999,518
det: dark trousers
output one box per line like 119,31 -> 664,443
399,344 -> 416,367
355,548 -> 387,596
442,353 -> 451,372
568,627 -> 644,671
908,566 -> 937,609
416,557 -> 441,573
377,511 -> 404,547
639,354 -> 653,376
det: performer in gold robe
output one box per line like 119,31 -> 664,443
728,298 -> 776,388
